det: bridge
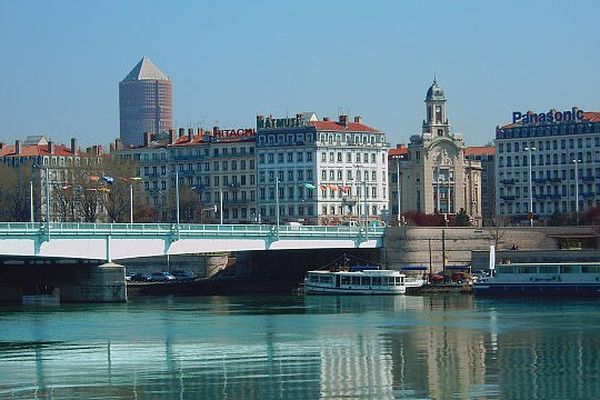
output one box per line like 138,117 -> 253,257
0,222 -> 384,261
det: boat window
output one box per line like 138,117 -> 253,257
388,277 -> 396,286
351,277 -> 361,285
582,266 -> 600,273
341,276 -> 351,285
540,266 -> 559,274
319,276 -> 332,283
518,266 -> 537,274
560,266 -> 579,273
395,277 -> 403,285
309,275 -> 319,282
361,277 -> 370,285
372,277 -> 382,285
499,266 -> 516,274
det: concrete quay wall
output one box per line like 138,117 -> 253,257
384,226 -> 600,272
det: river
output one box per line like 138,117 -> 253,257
1,294 -> 599,399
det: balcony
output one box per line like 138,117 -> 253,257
582,176 -> 595,182
500,195 -> 515,201
500,179 -> 515,185
533,178 -> 546,184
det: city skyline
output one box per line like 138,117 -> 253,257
0,0 -> 599,148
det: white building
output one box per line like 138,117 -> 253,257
256,113 -> 389,225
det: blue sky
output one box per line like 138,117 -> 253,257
0,0 -> 598,148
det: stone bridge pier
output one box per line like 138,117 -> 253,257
0,260 -> 127,304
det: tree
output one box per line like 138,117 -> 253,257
0,164 -> 32,221
486,212 -> 508,249
453,208 -> 471,226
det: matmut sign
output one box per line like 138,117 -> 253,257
512,107 -> 584,124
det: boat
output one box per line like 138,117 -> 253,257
304,269 -> 407,295
473,246 -> 600,296
303,254 -> 408,295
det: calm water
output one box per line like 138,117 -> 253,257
1,295 -> 600,400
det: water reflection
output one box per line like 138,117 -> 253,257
0,296 -> 599,399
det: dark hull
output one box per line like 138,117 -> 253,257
474,283 -> 600,297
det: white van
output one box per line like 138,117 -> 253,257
340,220 -> 360,228
287,222 -> 303,230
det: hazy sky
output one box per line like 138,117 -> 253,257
0,0 -> 598,149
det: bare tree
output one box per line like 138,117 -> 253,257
486,212 -> 507,249
0,164 -> 32,221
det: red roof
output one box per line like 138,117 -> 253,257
388,145 -> 408,157
0,144 -> 77,158
464,146 -> 495,156
310,121 -> 380,132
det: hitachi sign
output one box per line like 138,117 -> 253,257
512,107 -> 584,124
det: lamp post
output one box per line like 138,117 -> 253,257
436,167 -> 441,213
525,146 -> 536,227
392,155 -> 404,224
275,176 -> 280,232
219,187 -> 224,224
175,169 -> 180,230
30,180 -> 34,223
129,177 -> 142,224
573,159 -> 582,224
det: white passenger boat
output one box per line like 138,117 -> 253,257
473,246 -> 600,296
304,269 -> 407,295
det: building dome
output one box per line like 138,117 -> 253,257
425,79 -> 445,101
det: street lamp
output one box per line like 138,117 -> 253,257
392,155 -> 404,224
525,146 -> 536,227
129,177 -> 142,224
353,164 -> 368,239
275,175 -> 280,232
175,169 -> 180,231
573,159 -> 582,224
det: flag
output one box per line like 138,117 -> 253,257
89,176 -> 100,182
328,184 -> 337,190
340,186 -> 349,193
320,185 -> 328,190
102,176 -> 114,184
303,183 -> 316,190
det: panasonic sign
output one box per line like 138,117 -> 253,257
512,107 -> 584,125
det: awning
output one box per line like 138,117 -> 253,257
401,265 -> 428,271
446,265 -> 471,270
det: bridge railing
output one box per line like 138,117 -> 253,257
0,222 -> 385,238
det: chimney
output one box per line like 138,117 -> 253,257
143,131 -> 152,147
114,138 -> 123,151
70,137 -> 78,154
48,140 -> 54,154
188,128 -> 193,142
339,115 -> 348,126
178,128 -> 185,137
169,129 -> 176,144
353,116 -> 362,124
15,140 -> 21,155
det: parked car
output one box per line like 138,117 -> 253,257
428,274 -> 444,284
129,272 -> 151,282
172,270 -> 196,281
150,271 -> 176,282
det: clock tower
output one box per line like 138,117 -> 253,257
423,79 -> 450,138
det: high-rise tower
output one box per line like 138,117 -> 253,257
119,57 -> 172,147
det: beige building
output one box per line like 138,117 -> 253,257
396,80 -> 482,223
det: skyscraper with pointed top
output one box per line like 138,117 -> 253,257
119,56 -> 172,147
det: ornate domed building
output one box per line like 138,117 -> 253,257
394,80 -> 482,224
